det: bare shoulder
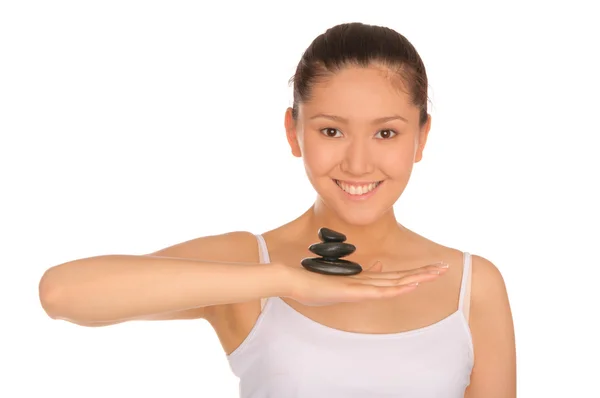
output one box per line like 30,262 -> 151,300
470,254 -> 510,305
469,254 -> 513,330
465,254 -> 516,397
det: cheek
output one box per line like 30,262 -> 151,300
378,146 -> 415,176
302,135 -> 339,175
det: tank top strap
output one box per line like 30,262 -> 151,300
255,234 -> 271,264
254,234 -> 271,310
457,252 -> 472,322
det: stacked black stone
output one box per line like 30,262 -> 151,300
301,227 -> 362,276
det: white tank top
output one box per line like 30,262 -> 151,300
227,234 -> 474,397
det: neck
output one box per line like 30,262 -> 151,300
300,197 -> 407,251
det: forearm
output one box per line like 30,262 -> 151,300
39,254 -> 289,323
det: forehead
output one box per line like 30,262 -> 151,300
300,66 -> 416,121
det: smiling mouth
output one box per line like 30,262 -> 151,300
333,179 -> 384,196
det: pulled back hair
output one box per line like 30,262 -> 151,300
290,22 -> 429,127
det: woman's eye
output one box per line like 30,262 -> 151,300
320,128 -> 342,138
375,129 -> 397,139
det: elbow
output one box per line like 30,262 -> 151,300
38,267 -> 66,320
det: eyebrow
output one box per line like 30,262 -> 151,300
309,113 -> 409,124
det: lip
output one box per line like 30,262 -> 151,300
333,179 -> 384,201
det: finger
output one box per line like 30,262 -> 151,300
374,283 -> 421,299
359,270 -> 442,286
410,261 -> 450,274
358,279 -> 415,287
358,263 -> 449,280
353,282 -> 421,300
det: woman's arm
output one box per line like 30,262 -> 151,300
38,232 -> 289,326
464,255 -> 517,397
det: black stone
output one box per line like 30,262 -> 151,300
301,257 -> 362,276
308,242 -> 356,258
318,227 -> 346,243
301,227 -> 362,276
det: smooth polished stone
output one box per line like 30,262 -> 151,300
318,227 -> 346,243
301,257 -> 362,276
308,242 -> 356,258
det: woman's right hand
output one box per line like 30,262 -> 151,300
284,260 -> 450,306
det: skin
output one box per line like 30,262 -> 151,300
40,64 -> 516,397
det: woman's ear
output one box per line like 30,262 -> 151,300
414,114 -> 431,163
284,107 -> 302,157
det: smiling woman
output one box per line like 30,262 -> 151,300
39,22 -> 515,398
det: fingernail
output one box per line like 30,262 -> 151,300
438,263 -> 450,268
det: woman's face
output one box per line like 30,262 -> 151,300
285,66 -> 431,226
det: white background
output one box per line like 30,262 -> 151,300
1,1 -> 599,397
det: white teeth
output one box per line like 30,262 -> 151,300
336,180 -> 381,196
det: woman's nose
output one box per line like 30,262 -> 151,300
340,139 -> 374,176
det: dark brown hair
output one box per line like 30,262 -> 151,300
290,22 -> 429,127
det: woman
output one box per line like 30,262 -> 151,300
39,22 -> 516,397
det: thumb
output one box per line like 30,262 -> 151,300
364,260 -> 383,273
